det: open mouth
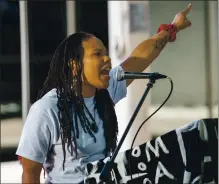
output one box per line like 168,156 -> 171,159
100,69 -> 110,75
100,66 -> 111,76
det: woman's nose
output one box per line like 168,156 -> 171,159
104,55 -> 111,63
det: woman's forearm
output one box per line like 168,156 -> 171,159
121,30 -> 170,74
132,30 -> 170,57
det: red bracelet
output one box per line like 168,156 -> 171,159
157,24 -> 178,42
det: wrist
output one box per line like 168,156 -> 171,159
171,23 -> 180,32
157,24 -> 178,42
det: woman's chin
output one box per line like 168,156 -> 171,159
98,83 -> 109,89
99,75 -> 110,88
96,80 -> 109,89
100,74 -> 110,81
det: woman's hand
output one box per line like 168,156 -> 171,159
172,3 -> 192,31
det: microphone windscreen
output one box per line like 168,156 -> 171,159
115,67 -> 124,81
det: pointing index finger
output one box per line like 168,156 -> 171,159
182,3 -> 192,15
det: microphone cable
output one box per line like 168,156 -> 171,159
128,76 -> 174,181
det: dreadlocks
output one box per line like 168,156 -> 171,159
37,32 -> 118,170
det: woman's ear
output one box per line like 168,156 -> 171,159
68,60 -> 77,76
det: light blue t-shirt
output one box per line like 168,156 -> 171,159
16,65 -> 127,184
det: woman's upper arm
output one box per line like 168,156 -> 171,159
21,157 -> 43,183
16,101 -> 54,165
22,157 -> 43,174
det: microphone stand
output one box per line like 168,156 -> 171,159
99,77 -> 156,183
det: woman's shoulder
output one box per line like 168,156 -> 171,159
31,89 -> 58,111
28,89 -> 59,124
25,89 -> 60,131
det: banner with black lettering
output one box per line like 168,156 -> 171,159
84,118 -> 218,184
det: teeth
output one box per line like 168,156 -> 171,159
102,67 -> 111,72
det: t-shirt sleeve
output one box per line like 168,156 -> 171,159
107,65 -> 127,104
16,102 -> 53,164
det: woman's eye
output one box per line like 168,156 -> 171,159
94,52 -> 101,56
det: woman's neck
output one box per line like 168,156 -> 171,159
81,83 -> 96,98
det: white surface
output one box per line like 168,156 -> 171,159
66,0 -> 76,36
19,1 -> 31,121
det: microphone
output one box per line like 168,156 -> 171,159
116,69 -> 167,81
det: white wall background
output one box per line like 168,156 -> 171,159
148,1 -> 218,108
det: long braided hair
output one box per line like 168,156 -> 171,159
37,32 -> 118,170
